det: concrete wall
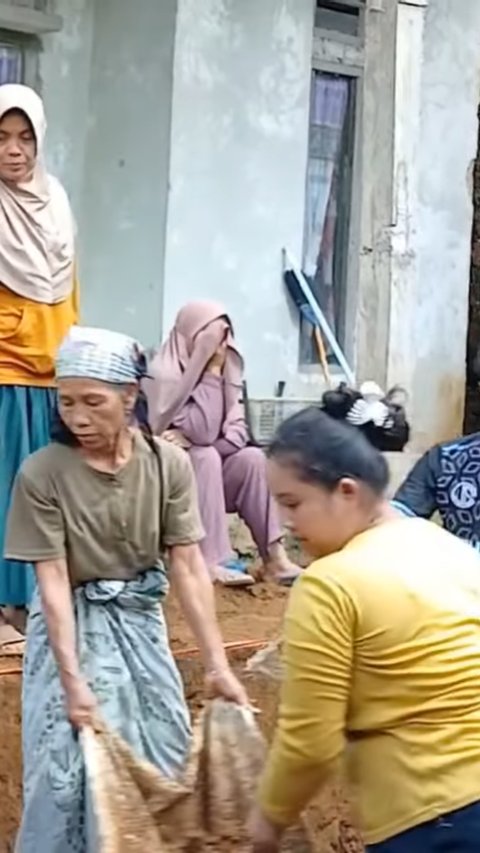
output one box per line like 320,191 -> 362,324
37,0 -> 479,451
163,0 -> 314,397
39,0 -> 94,210
78,0 -> 177,344
414,0 -> 479,445
387,0 -> 480,449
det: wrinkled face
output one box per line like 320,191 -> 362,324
58,378 -> 137,452
0,109 -> 36,183
267,457 -> 376,558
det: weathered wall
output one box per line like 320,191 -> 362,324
416,0 -> 480,444
163,0 -> 314,397
388,0 -> 480,449
39,0 -> 94,210
77,0 -> 177,343
36,0 -> 477,450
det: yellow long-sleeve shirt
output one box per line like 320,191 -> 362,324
259,518 -> 480,845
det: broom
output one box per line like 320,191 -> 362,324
282,248 -> 355,386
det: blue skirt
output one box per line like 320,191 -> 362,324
0,385 -> 56,607
18,569 -> 190,852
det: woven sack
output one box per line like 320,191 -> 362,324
83,699 -> 313,852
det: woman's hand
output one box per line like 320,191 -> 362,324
249,807 -> 284,853
205,666 -> 249,706
205,339 -> 228,375
162,429 -> 191,450
65,678 -> 97,729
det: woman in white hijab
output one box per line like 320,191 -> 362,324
0,84 -> 77,638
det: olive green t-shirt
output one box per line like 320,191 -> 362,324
5,432 -> 204,587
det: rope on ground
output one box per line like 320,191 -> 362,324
0,639 -> 270,678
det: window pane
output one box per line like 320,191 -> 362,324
0,44 -> 23,84
315,1 -> 361,38
300,70 -> 356,365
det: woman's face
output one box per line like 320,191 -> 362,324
58,378 -> 137,452
0,110 -> 36,183
267,457 -> 377,558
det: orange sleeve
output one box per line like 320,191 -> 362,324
72,266 -> 80,323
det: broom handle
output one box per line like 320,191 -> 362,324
283,248 -> 355,385
313,326 -> 332,387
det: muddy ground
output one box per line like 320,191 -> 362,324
0,583 -> 364,851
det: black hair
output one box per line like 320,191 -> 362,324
322,383 -> 410,452
0,108 -> 36,139
268,406 -> 389,495
50,409 -> 78,446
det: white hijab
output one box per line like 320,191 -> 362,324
0,84 -> 75,304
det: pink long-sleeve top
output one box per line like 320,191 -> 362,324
172,373 -> 241,457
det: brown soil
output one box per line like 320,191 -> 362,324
167,581 -> 289,651
0,644 -> 23,852
0,584 -> 364,852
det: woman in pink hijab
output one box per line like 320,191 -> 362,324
147,301 -> 300,587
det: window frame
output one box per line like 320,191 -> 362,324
0,27 -> 39,86
299,55 -> 363,373
315,0 -> 366,47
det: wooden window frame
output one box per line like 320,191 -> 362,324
0,2 -> 61,36
0,27 -> 39,86
315,0 -> 366,47
299,53 -> 363,373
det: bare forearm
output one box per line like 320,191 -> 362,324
170,545 -> 229,672
36,560 -> 80,692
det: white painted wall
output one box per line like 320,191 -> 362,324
38,0 -> 479,450
39,0 -> 94,211
78,0 -> 177,343
388,0 -> 480,449
163,0 -> 315,397
40,0 -> 177,343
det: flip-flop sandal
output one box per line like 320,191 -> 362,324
274,570 -> 302,588
222,558 -> 249,575
215,568 -> 255,588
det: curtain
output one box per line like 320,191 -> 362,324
303,73 -> 350,339
0,46 -> 22,85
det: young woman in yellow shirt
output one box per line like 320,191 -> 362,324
250,406 -> 480,852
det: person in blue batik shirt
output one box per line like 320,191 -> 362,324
393,435 -> 480,551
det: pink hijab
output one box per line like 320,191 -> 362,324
146,301 -> 248,448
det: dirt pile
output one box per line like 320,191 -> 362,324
0,584 -> 363,851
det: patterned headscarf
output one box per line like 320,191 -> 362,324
56,326 -> 147,384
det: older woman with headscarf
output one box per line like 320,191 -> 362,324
147,301 -> 300,587
5,325 -> 247,853
0,84 -> 78,638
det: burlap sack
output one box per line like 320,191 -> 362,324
246,645 -> 365,853
245,639 -> 283,681
83,699 -> 313,852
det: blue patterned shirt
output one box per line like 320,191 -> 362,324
393,434 -> 480,550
